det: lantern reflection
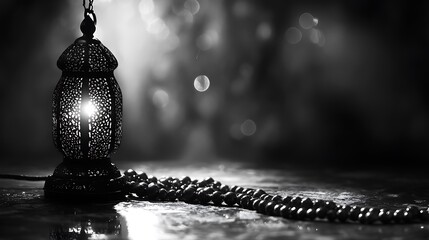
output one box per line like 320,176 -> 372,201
50,214 -> 121,240
115,202 -> 178,240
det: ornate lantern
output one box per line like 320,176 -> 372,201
44,1 -> 125,200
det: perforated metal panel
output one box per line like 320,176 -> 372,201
53,38 -> 122,161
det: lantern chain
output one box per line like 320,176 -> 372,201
82,0 -> 97,25
83,0 -> 94,11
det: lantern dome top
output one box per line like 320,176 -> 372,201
57,38 -> 118,73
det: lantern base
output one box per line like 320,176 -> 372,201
44,160 -> 126,202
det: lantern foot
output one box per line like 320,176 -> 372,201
44,160 -> 126,202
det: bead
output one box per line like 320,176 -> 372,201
198,180 -> 209,187
247,198 -> 257,210
340,205 -> 351,212
264,195 -> 274,201
124,169 -> 137,177
220,185 -> 230,193
126,181 -> 138,192
135,182 -> 148,197
336,209 -> 348,222
289,207 -> 298,219
204,177 -> 215,184
211,191 -> 223,206
301,198 -> 313,209
405,206 -> 419,222
369,208 -> 380,215
253,189 -> 266,198
272,195 -> 283,203
175,189 -> 183,199
137,172 -> 148,181
197,190 -> 211,204
181,176 -> 191,185
160,178 -> 170,187
257,200 -> 269,213
147,175 -> 158,183
166,190 -> 176,201
403,211 -> 414,223
191,179 -> 198,185
245,189 -> 255,196
360,207 -> 370,215
224,192 -> 237,206
235,187 -> 244,193
252,199 -> 262,210
406,206 -> 419,216
181,187 -> 196,202
203,187 -> 215,195
213,181 -> 222,189
325,201 -> 337,210
393,209 -> 405,223
172,179 -> 181,189
265,202 -> 276,215
296,208 -> 307,220
365,210 -> 378,224
158,188 -> 168,201
290,197 -> 302,207
316,207 -> 328,219
358,213 -> 366,224
306,208 -> 316,220
327,209 -> 337,222
157,182 -> 166,190
379,210 -> 393,224
259,194 -> 268,200
147,183 -> 160,200
313,200 -> 325,208
230,185 -> 238,192
280,205 -> 289,218
273,204 -> 283,216
348,206 -> 360,221
240,195 -> 251,209
420,209 -> 429,221
282,196 -> 292,205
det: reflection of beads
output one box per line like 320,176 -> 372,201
123,169 -> 429,224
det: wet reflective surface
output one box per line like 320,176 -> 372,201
1,161 -> 429,240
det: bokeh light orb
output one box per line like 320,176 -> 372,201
184,0 -> 200,15
299,12 -> 316,29
285,27 -> 302,44
310,28 -> 326,46
241,119 -> 257,136
152,89 -> 170,108
196,30 -> 219,51
194,75 -> 210,92
256,22 -> 272,40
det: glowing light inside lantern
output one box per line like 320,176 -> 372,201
83,101 -> 97,118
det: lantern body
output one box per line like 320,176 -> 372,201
44,34 -> 125,200
52,38 -> 122,161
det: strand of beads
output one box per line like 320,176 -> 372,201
123,169 -> 429,224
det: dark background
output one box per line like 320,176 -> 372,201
1,0 -> 428,169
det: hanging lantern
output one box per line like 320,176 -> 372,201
44,1 -> 125,200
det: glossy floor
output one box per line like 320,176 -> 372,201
1,161 -> 429,240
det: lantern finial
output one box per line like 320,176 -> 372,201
80,9 -> 96,38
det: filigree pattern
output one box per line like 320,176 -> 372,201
53,38 -> 122,162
